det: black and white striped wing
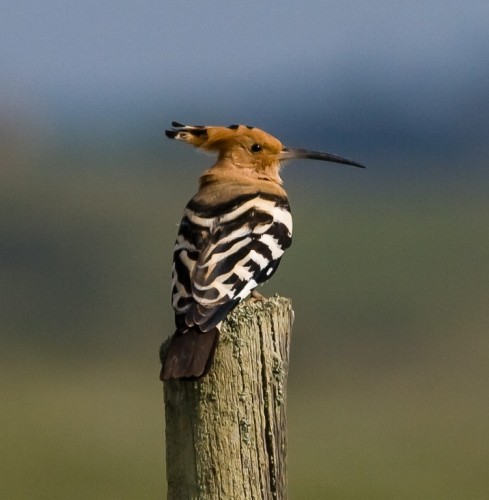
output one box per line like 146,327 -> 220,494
172,193 -> 292,333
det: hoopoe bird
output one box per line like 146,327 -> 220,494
160,122 -> 364,380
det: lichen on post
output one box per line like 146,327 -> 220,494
162,295 -> 293,500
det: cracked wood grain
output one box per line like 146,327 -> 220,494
162,296 -> 293,500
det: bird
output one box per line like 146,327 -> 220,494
160,121 -> 364,380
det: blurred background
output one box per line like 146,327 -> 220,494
1,1 -> 488,498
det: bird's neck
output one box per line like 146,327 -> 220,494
195,166 -> 287,206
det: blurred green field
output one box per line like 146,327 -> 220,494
1,139 -> 489,498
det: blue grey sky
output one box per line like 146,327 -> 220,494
2,1 -> 489,167
3,1 -> 488,90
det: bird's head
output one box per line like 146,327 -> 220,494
165,121 -> 364,185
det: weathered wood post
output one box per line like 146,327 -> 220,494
162,295 -> 293,500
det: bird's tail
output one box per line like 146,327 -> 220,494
160,327 -> 219,381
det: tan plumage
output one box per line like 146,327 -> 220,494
168,123 -> 288,203
160,122 -> 364,381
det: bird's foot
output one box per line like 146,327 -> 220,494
249,290 -> 267,302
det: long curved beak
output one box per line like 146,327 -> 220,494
280,147 -> 365,168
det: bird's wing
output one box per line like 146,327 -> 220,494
181,194 -> 292,332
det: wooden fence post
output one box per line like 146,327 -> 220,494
162,295 -> 293,500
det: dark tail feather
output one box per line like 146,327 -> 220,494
160,327 -> 219,381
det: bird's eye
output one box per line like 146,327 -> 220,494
250,144 -> 262,153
